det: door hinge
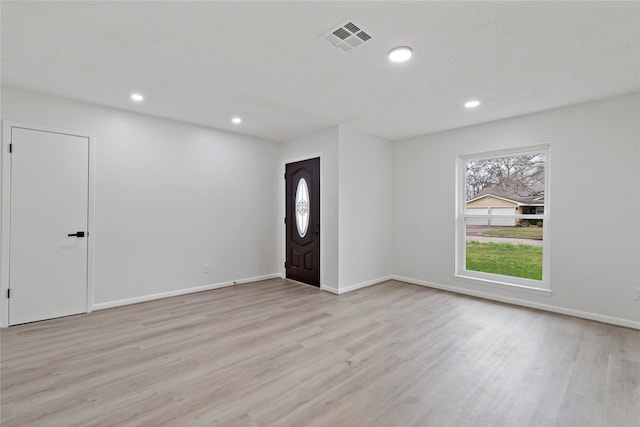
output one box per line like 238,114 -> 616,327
7,289 -> 10,299
9,143 -> 12,153
284,261 -> 287,268
284,217 -> 286,224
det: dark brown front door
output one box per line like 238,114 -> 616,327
285,158 -> 320,287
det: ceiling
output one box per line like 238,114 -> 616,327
2,1 -> 638,141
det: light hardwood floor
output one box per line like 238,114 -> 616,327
1,279 -> 639,426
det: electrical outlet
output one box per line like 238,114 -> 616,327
202,263 -> 210,274
634,288 -> 640,301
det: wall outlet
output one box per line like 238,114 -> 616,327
202,263 -> 210,274
634,288 -> 640,301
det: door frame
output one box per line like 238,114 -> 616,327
281,153 -> 324,289
1,121 -> 96,327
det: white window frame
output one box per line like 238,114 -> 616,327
455,144 -> 551,295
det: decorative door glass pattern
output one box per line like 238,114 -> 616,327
295,178 -> 310,237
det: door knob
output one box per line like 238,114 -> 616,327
67,231 -> 86,238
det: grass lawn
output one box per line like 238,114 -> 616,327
466,241 -> 542,280
481,226 -> 543,240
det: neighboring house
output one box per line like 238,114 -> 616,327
466,188 -> 544,226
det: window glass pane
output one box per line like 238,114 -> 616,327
466,153 -> 545,206
465,219 -> 543,280
463,150 -> 546,283
295,178 -> 310,237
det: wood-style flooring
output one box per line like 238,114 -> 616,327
1,279 -> 639,426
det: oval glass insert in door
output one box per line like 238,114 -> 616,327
295,178 -> 310,237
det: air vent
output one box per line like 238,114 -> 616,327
323,20 -> 372,52
344,22 -> 360,33
356,31 -> 371,41
332,27 -> 350,40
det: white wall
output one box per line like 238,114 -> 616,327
280,127 -> 339,291
338,125 -> 392,291
1,86 -> 281,310
393,93 -> 640,327
3,85 -> 637,328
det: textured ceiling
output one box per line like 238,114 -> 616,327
2,1 -> 638,141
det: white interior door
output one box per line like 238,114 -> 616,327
9,127 -> 89,325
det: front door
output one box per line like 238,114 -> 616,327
285,158 -> 320,287
9,127 -> 89,325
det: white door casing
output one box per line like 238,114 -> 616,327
1,123 -> 95,326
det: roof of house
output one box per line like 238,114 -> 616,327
469,186 -> 544,205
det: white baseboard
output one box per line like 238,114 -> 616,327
93,272 -> 639,329
339,276 -> 393,294
321,285 -> 339,294
92,273 -> 282,311
321,276 -> 392,295
391,275 -> 640,330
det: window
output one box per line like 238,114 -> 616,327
295,177 -> 310,237
457,145 -> 550,291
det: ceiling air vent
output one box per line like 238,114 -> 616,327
323,21 -> 372,52
344,22 -> 360,33
332,27 -> 351,40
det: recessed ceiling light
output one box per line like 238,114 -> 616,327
388,46 -> 413,62
130,93 -> 144,102
465,100 -> 481,108
231,116 -> 242,124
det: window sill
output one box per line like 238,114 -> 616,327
454,273 -> 552,297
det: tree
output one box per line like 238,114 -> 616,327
466,153 -> 545,200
